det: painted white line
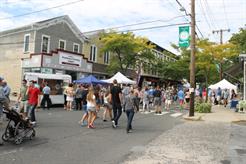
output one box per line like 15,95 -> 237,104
154,112 -> 169,116
170,113 -> 183,118
0,148 -> 24,156
141,111 -> 155,114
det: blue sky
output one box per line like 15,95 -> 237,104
0,0 -> 245,54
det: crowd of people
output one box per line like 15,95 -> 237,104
206,87 -> 237,107
0,74 -> 239,133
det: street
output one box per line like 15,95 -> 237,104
0,107 -> 185,164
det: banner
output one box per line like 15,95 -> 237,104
179,26 -> 190,47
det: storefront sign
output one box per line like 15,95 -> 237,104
59,52 -> 82,67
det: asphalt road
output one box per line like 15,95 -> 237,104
0,107 -> 185,164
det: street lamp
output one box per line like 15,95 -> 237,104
239,54 -> 246,100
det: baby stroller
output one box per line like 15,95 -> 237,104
2,109 -> 36,145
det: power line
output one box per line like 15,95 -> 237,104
198,0 -> 216,40
203,0 -> 218,29
0,0 -> 84,20
82,15 -> 188,34
118,22 -> 189,33
110,15 -> 187,30
222,0 -> 230,28
174,0 -> 204,38
0,22 -> 189,46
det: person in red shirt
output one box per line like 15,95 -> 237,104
27,81 -> 40,124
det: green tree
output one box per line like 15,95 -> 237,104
156,44 -> 190,81
229,28 -> 246,54
100,32 -> 155,74
196,39 -> 238,101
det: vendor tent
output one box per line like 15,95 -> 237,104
102,72 -> 136,84
74,75 -> 108,85
208,79 -> 237,90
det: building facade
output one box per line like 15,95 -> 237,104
0,15 -> 92,93
0,15 -> 177,94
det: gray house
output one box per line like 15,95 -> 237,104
0,15 -> 93,93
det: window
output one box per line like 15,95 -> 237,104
89,45 -> 97,62
41,35 -> 50,53
73,43 -> 80,53
104,51 -> 110,64
59,39 -> 66,50
23,34 -> 30,52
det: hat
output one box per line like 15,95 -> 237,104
0,76 -> 4,81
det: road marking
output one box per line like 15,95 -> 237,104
154,112 -> 169,116
141,111 -> 155,114
0,148 -> 23,156
170,113 -> 183,118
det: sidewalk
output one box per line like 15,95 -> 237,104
123,105 -> 246,164
202,105 -> 246,123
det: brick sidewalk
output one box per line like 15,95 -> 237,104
123,105 -> 246,164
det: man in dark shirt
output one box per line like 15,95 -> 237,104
110,79 -> 122,128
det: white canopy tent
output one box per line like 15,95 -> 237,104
102,72 -> 136,84
208,79 -> 237,91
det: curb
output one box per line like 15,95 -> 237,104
183,114 -> 203,121
231,120 -> 246,123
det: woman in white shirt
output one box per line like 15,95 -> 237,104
87,87 -> 97,128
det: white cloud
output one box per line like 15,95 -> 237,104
0,0 -> 245,53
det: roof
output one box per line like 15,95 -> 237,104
0,15 -> 87,42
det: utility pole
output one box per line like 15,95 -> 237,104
189,0 -> 195,117
212,29 -> 230,80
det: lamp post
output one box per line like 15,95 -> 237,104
239,54 -> 246,100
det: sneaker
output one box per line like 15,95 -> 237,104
81,122 -> 87,126
127,129 -> 133,133
112,120 -> 117,128
30,121 -> 36,127
88,124 -> 95,129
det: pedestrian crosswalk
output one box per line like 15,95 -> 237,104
170,113 -> 183,118
139,110 -> 185,118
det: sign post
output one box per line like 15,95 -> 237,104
239,54 -> 246,100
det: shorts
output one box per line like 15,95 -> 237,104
165,100 -> 172,105
154,97 -> 161,106
20,100 -> 28,113
104,103 -> 112,109
87,106 -> 96,112
185,98 -> 190,103
66,96 -> 73,102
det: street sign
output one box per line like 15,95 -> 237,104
179,26 -> 190,47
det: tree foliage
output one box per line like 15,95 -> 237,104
100,31 -> 155,74
156,39 -> 238,85
229,28 -> 246,54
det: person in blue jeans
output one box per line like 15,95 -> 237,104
123,90 -> 139,133
78,85 -> 89,126
110,79 -> 122,128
